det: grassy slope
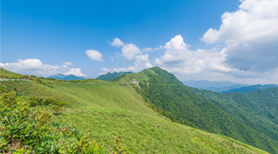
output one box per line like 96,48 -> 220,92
0,78 -> 267,153
114,67 -> 277,153
0,68 -> 22,78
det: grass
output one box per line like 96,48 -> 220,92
0,77 -> 269,153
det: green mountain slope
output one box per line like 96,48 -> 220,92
192,87 -> 278,142
0,69 -> 267,153
115,67 -> 278,153
0,68 -> 22,79
96,71 -> 132,81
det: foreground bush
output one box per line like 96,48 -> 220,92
0,92 -> 106,153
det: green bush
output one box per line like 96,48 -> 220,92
0,92 -> 130,153
0,92 -> 105,153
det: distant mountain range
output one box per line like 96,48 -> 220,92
96,71 -> 132,81
183,80 -> 277,93
223,84 -> 278,93
183,80 -> 248,92
48,74 -> 84,80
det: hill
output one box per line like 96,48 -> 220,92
0,68 -> 268,153
48,74 -> 84,80
96,71 -> 132,81
115,66 -> 278,153
0,68 -> 23,79
223,84 -> 278,93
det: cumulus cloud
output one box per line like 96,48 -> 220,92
154,34 -> 278,84
109,37 -> 143,60
110,37 -> 124,47
202,0 -> 278,72
86,49 -> 103,61
121,43 -> 141,60
105,38 -> 153,73
103,53 -> 152,73
0,59 -> 86,77
155,35 -> 230,74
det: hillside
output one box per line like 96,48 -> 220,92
0,68 -> 22,79
115,66 -> 278,153
96,71 -> 132,81
0,68 -> 268,153
192,88 -> 278,143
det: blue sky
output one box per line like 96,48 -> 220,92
1,0 -> 278,84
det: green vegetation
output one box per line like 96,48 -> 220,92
0,92 -> 106,153
192,87 -> 278,143
115,67 -> 278,153
0,68 -> 22,79
0,68 -> 268,153
96,71 -> 132,81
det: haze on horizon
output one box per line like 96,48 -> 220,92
1,0 -> 278,85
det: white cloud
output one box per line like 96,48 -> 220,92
142,45 -> 164,52
153,34 -> 278,84
102,68 -> 111,72
155,35 -> 230,74
202,0 -> 278,72
86,49 -> 103,62
102,54 -> 152,73
64,68 -> 85,77
105,38 -> 153,73
134,54 -> 152,70
0,59 -> 86,77
121,43 -> 141,60
110,37 -> 124,47
63,62 -> 73,66
142,47 -> 153,52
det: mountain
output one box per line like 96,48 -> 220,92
48,74 -> 84,80
0,68 -> 268,153
183,80 -> 247,92
223,84 -> 278,93
96,71 -> 132,81
115,66 -> 278,153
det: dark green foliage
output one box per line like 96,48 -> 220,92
192,87 -> 278,153
97,72 -> 132,81
116,67 -> 278,153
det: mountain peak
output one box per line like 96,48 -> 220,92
96,71 -> 132,81
115,66 -> 183,85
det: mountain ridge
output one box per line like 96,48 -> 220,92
48,74 -> 84,80
115,66 -> 278,153
96,71 -> 132,81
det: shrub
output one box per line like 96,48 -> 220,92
0,92 -> 105,153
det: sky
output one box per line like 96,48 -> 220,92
1,0 -> 278,84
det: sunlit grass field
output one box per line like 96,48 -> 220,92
0,78 -> 268,153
